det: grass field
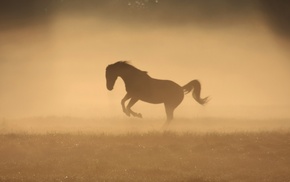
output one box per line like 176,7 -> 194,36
0,118 -> 290,182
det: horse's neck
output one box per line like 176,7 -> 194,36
119,70 -> 148,86
119,72 -> 134,84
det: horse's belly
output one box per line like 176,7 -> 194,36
139,97 -> 164,104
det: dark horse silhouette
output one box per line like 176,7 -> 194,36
106,61 -> 209,122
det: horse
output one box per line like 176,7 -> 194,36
106,61 -> 209,123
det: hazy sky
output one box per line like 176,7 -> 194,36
0,0 -> 290,119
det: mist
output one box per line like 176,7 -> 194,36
1,0 -> 290,120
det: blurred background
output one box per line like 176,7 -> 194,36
0,0 -> 290,119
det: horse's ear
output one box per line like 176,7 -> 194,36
116,60 -> 130,65
106,64 -> 111,70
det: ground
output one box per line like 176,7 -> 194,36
0,118 -> 289,182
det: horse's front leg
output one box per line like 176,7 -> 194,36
121,93 -> 131,116
127,97 -> 142,118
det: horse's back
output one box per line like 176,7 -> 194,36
137,78 -> 184,105
154,79 -> 184,103
153,79 -> 182,94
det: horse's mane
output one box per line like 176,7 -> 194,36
112,61 -> 149,76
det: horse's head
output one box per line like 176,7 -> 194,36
106,61 -> 144,90
106,63 -> 119,91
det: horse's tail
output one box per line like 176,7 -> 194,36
182,80 -> 209,105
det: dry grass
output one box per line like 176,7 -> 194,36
0,125 -> 290,182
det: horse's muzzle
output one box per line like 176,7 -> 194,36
107,85 -> 113,91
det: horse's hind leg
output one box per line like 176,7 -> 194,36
164,104 -> 174,122
126,98 -> 142,118
164,90 -> 183,123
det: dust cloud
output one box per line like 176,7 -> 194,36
1,0 -> 290,122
